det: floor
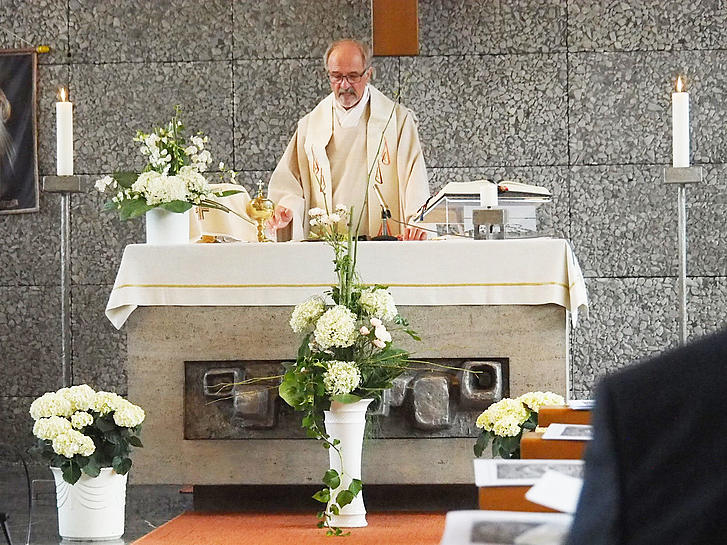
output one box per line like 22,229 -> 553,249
0,463 -> 477,545
0,463 -> 191,545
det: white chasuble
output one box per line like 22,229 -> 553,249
268,85 -> 430,240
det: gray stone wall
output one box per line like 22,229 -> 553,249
2,1 -> 726,455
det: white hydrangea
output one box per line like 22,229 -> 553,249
29,392 -> 73,420
113,400 -> 146,428
516,391 -> 565,413
290,296 -> 326,334
92,391 -> 125,415
132,171 -> 188,205
359,288 -> 397,322
476,398 -> 530,437
33,416 -> 72,440
52,430 -> 96,458
323,360 -> 361,396
313,305 -> 358,349
70,411 -> 94,430
177,165 -> 211,202
94,175 -> 115,193
62,384 -> 97,412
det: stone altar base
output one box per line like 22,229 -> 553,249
127,304 -> 567,485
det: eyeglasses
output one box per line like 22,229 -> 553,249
327,70 -> 369,84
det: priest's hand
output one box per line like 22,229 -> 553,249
267,205 -> 293,230
400,226 -> 427,241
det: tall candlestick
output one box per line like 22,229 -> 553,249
672,76 -> 689,168
56,87 -> 74,175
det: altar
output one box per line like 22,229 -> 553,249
106,238 -> 587,485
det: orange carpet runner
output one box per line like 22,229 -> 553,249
132,512 -> 446,545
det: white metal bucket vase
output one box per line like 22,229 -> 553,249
51,467 -> 127,541
323,398 -> 373,528
145,207 -> 190,244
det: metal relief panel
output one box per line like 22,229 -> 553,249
69,0 -> 233,62
71,61 -> 234,175
184,358 -> 508,440
570,277 -> 680,398
401,54 -> 568,168
419,0 -> 567,55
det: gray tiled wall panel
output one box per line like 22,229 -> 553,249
234,57 -> 398,171
570,276 -> 680,398
0,0 -> 68,64
570,165 -> 676,277
570,51 -> 727,166
568,0 -> 727,52
0,286 -> 62,396
0,397 -> 36,457
686,164 -> 727,276
420,0 -> 567,55
70,189 -> 144,286
687,277 -> 727,339
0,193 -> 60,287
71,284 -> 127,394
401,54 -> 568,168
69,0 -> 233,62
71,62 -> 234,174
428,166 -> 570,240
232,0 -> 370,60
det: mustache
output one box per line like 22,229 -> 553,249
337,88 -> 357,96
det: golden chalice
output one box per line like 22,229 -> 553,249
246,181 -> 275,242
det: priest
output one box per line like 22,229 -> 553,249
267,39 -> 430,240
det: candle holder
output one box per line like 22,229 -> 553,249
246,181 -> 275,243
663,165 -> 702,345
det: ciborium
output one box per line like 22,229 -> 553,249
246,181 -> 275,242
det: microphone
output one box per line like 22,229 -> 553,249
372,183 -> 397,241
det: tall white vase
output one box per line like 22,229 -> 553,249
323,398 -> 373,528
51,467 -> 127,541
145,207 -> 190,244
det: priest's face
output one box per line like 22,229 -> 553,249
327,42 -> 371,109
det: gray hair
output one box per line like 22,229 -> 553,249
323,39 -> 372,71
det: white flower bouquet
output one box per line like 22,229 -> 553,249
30,385 -> 145,484
278,206 -> 420,530
474,391 -> 565,459
94,107 -> 249,222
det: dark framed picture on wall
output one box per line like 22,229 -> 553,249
0,50 -> 39,214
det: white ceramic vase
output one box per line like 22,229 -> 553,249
145,207 -> 190,244
323,398 -> 373,528
51,467 -> 127,541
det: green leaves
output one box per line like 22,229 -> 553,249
322,469 -> 340,489
112,456 -> 132,475
473,430 -> 492,458
279,371 -> 305,409
335,490 -> 355,507
330,393 -> 362,405
312,488 -> 330,503
160,200 -> 193,213
62,461 -> 82,485
118,198 -> 154,220
112,171 -> 138,189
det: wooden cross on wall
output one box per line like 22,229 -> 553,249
371,0 -> 419,56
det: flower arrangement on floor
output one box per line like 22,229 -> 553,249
474,391 -> 565,459
30,384 -> 145,484
94,107 -> 250,223
279,205 -> 420,534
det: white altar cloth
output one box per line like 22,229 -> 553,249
105,238 -> 588,330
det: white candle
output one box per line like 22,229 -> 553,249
672,76 -> 689,168
56,87 -> 74,175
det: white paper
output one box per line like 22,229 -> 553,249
525,470 -> 583,514
541,423 -> 593,441
567,399 -> 594,410
440,510 -> 572,545
474,458 -> 584,487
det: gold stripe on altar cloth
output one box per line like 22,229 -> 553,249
112,281 -> 571,290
